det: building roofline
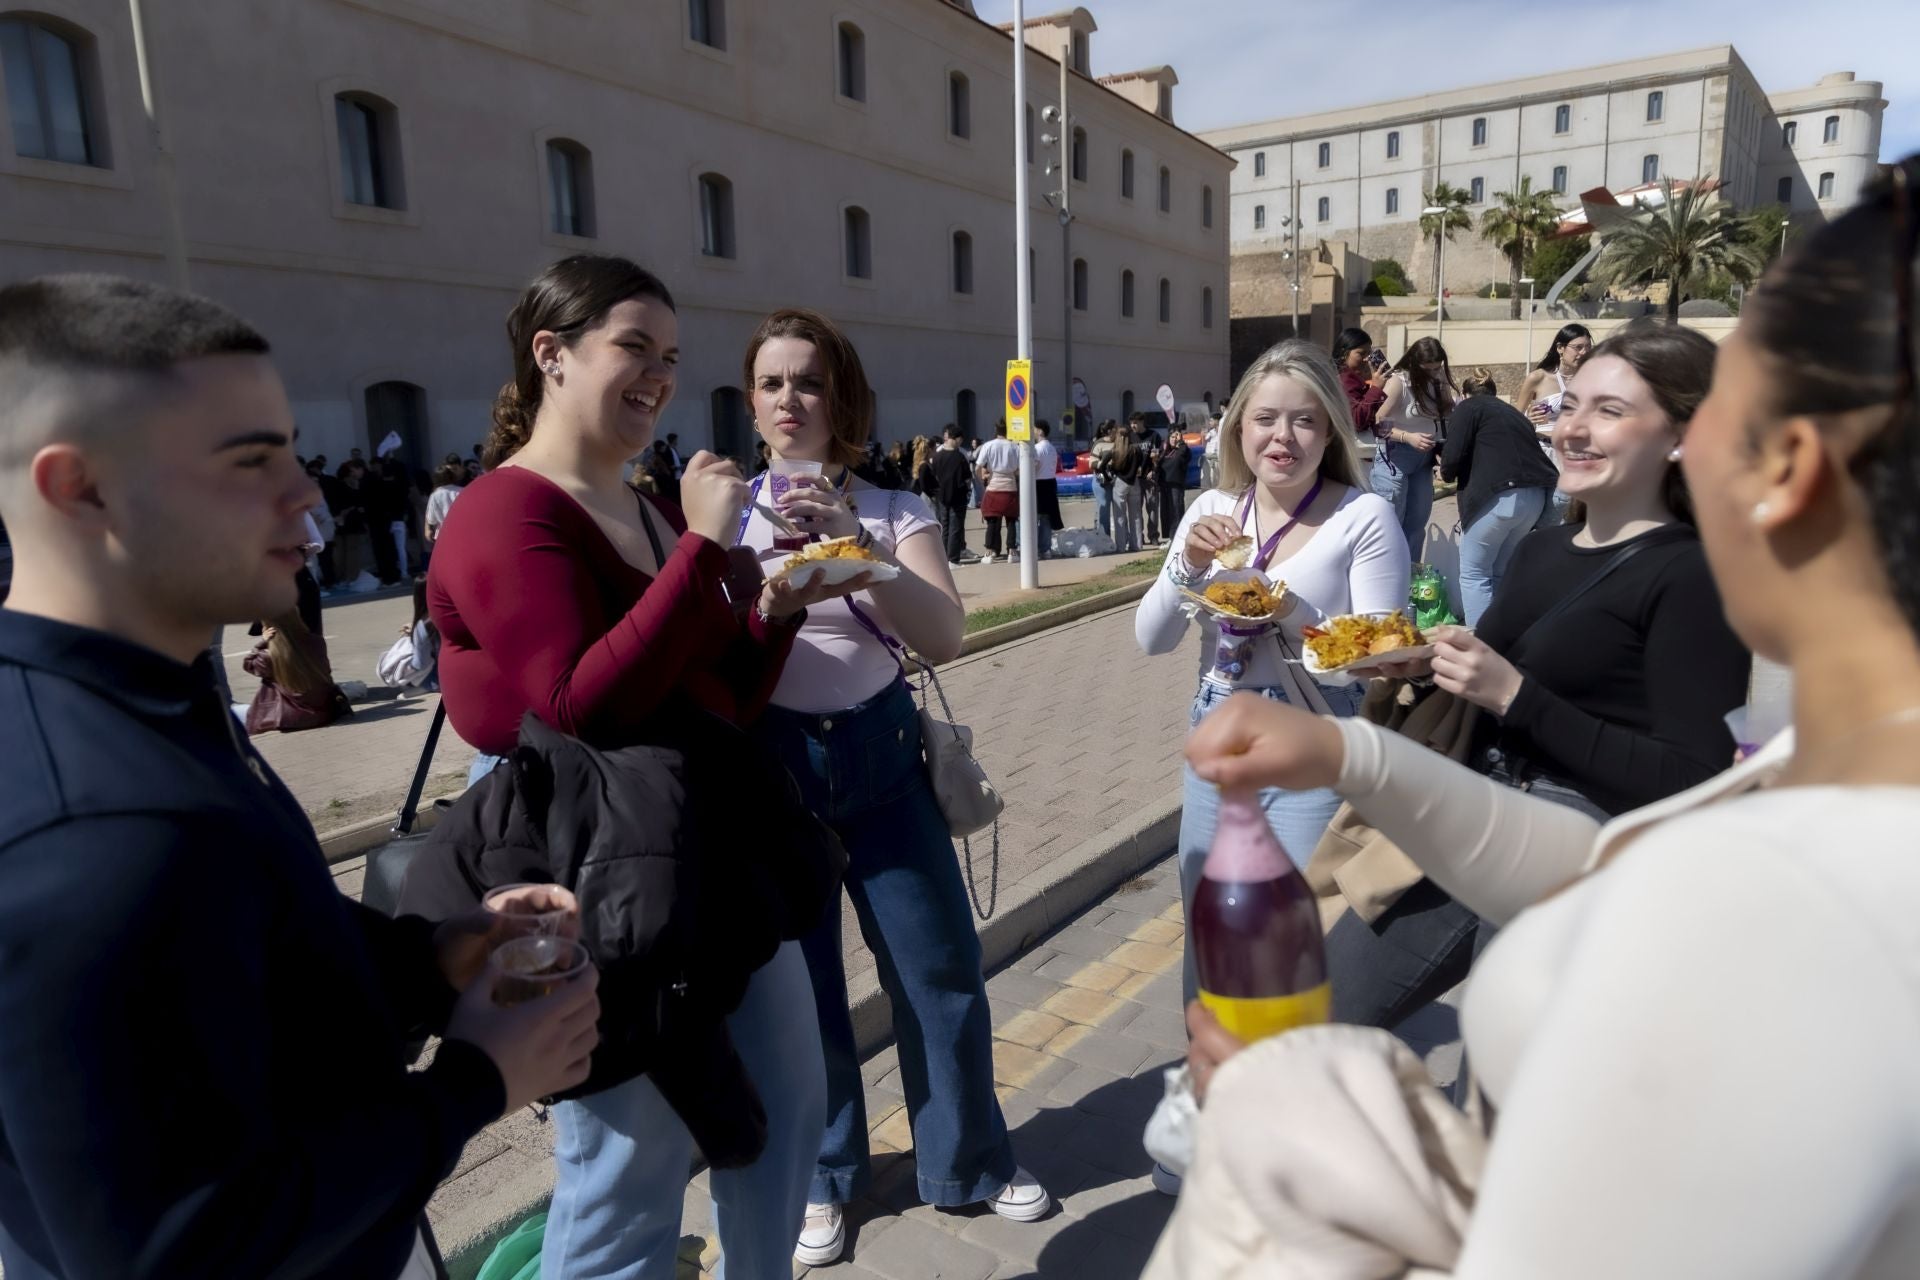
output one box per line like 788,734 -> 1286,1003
1200,44 -> 1747,149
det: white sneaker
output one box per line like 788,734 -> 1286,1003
794,1202 -> 845,1266
1151,1162 -> 1183,1196
986,1167 -> 1051,1222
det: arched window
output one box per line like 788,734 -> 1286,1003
843,206 -> 871,278
1071,126 -> 1087,182
1641,154 -> 1659,183
1157,277 -> 1171,323
1471,117 -> 1487,147
0,15 -> 100,165
698,172 -> 734,258
1202,184 -> 1213,228
1554,103 -> 1570,134
1120,269 -> 1135,318
1120,148 -> 1134,199
1823,114 -> 1839,144
1121,389 -> 1135,421
1551,166 -> 1567,195
951,230 -> 973,294
1254,204 -> 1266,230
1776,175 -> 1792,203
546,139 -> 594,237
364,381 -> 429,474
1317,195 -> 1331,222
955,389 -> 978,437
1158,165 -> 1171,213
836,22 -> 865,101
334,92 -> 404,208
1072,257 -> 1088,310
948,71 -> 970,139
1253,151 -> 1266,178
710,387 -> 749,463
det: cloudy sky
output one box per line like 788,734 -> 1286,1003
970,0 -> 1918,161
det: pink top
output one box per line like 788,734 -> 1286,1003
736,477 -> 940,713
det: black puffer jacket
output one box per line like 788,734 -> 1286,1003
399,705 -> 845,1167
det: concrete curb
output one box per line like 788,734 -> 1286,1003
318,797 -> 458,865
441,787 -> 1184,1275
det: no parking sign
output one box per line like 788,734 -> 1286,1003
1005,360 -> 1032,442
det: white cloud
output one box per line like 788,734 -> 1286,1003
970,0 -> 1917,161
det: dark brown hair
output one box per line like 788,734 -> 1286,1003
484,255 -> 676,469
1393,336 -> 1455,416
1744,157 -> 1920,638
741,308 -> 871,471
1578,318 -> 1718,524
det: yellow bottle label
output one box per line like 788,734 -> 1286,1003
1198,983 -> 1332,1043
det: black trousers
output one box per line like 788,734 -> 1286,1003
939,501 -> 968,562
984,516 -> 1018,556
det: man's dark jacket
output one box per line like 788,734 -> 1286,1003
399,707 -> 845,1166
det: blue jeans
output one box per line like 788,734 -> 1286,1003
758,680 -> 1016,1207
1456,487 -> 1549,626
1178,677 -> 1366,1004
540,942 -> 825,1279
1093,482 -> 1112,538
1370,442 -> 1437,561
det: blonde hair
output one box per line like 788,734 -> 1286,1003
1216,340 -> 1363,496
264,611 -> 334,698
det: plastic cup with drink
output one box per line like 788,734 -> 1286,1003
489,935 -> 592,1008
482,882 -> 580,940
767,459 -> 824,551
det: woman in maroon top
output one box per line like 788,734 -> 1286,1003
427,255 -> 858,1279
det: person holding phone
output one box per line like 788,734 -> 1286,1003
1334,327 -> 1391,453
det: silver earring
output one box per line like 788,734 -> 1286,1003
544,363 -> 560,376
1667,446 -> 1684,462
1751,501 -> 1771,523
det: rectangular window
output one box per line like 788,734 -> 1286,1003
1386,130 -> 1399,159
948,73 -> 969,139
1469,176 -> 1484,204
1203,286 -> 1214,330
1823,115 -> 1839,144
836,23 -> 865,102
1782,120 -> 1797,147
1121,270 -> 1134,318
1253,150 -> 1266,177
1157,83 -> 1171,120
335,97 -> 386,207
1,17 -> 96,165
1385,187 -> 1399,215
1471,117 -> 1487,147
1642,153 -> 1659,183
1317,195 -> 1330,222
1158,166 -> 1170,214
1158,277 -> 1171,324
843,206 -> 871,278
1025,103 -> 1034,163
1203,185 -> 1213,228
1072,258 -> 1087,310
1777,175 -> 1793,202
1818,171 -> 1835,200
1071,127 -> 1087,183
1121,149 -> 1134,199
1554,103 -> 1570,134
1646,90 -> 1663,122
1317,141 -> 1330,168
548,142 -> 593,237
688,0 -> 724,50
699,174 -> 734,258
952,232 -> 973,294
1071,31 -> 1089,75
1254,204 -> 1266,230
1552,164 -> 1568,194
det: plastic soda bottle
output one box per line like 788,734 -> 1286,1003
1190,788 -> 1330,1041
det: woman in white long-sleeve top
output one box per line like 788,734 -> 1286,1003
1134,340 -> 1410,1012
1153,157 -> 1920,1280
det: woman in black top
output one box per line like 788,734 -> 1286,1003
1324,322 -> 1751,1031
1440,368 -> 1563,624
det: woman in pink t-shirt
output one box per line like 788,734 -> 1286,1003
734,308 -> 1050,1268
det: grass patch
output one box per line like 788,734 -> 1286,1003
962,556 -> 1162,634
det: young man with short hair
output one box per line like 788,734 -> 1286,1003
0,275 -> 598,1280
973,421 -> 1021,562
1031,420 -> 1061,559
930,424 -> 977,565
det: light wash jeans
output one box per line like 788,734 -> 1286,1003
1111,478 -> 1143,553
1456,486 -> 1550,625
1093,482 -> 1112,538
1369,442 -> 1436,561
1177,677 -> 1367,1004
541,942 -> 826,1279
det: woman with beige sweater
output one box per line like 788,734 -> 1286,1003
1151,159 -> 1920,1278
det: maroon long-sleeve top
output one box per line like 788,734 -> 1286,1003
1341,366 -> 1390,440
427,466 -> 795,755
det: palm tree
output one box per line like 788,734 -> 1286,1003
1591,179 -> 1767,321
1480,177 -> 1564,320
1418,182 -> 1472,301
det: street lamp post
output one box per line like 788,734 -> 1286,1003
1520,275 -> 1536,365
1011,0 -> 1038,590
1422,204 -> 1449,343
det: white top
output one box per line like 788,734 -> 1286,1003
976,436 -> 1020,476
1204,427 -> 1221,458
1381,372 -> 1448,437
1033,438 -> 1060,480
1135,485 -> 1410,688
736,477 -> 939,714
1332,720 -> 1920,1277
425,483 -> 463,531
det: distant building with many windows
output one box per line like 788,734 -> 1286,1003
0,0 -> 1228,468
1202,46 -> 1886,313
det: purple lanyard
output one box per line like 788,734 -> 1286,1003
733,474 -> 767,547
1235,477 -> 1323,571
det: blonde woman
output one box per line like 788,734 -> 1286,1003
1135,340 -> 1411,1025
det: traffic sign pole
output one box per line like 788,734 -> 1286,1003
1011,0 -> 1038,590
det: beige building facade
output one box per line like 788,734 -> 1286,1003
1202,47 -> 1886,305
0,0 -> 1230,470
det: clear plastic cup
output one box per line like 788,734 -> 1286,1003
483,882 -> 579,938
768,459 -> 824,551
489,936 -> 591,1008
